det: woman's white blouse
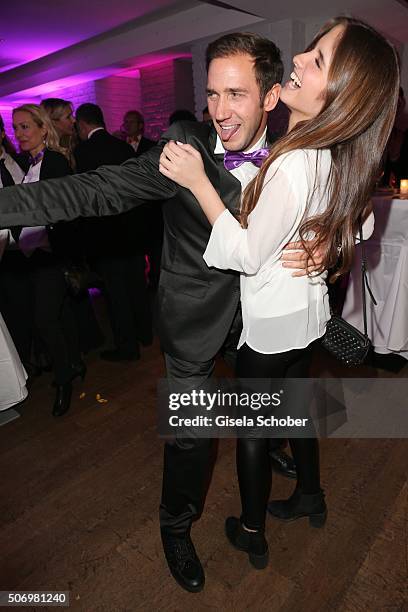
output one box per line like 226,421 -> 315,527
8,159 -> 50,256
203,148 -> 333,354
0,152 -> 25,259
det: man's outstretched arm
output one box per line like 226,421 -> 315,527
0,133 -> 178,229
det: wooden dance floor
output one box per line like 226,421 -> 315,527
1,325 -> 407,611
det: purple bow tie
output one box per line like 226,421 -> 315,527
223,147 -> 269,171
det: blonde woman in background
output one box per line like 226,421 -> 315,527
0,104 -> 85,417
41,97 -> 104,357
41,98 -> 76,165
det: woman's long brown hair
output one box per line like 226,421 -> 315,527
240,16 -> 400,281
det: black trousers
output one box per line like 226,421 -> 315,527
70,290 -> 104,354
160,352 -> 215,534
159,305 -> 243,535
0,250 -> 81,385
93,253 -> 152,353
235,343 -> 320,530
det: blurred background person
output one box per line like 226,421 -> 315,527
74,103 -> 153,361
0,113 -> 25,188
121,108 -> 163,291
41,98 -> 76,163
0,104 -> 85,417
0,114 -> 28,412
381,87 -> 408,186
121,109 -> 155,154
201,106 -> 211,123
41,97 -> 104,355
168,109 -> 197,125
0,112 -> 25,270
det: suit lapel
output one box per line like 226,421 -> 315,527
39,149 -> 48,180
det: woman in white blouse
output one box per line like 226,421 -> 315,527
159,17 -> 399,568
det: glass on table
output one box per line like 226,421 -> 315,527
400,179 -> 408,197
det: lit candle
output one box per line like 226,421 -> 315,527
400,179 -> 408,195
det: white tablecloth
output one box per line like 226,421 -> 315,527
343,196 -> 408,358
0,312 -> 28,410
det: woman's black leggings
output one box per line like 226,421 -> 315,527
235,342 -> 320,531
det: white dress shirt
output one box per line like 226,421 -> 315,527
8,158 -> 50,257
0,153 -> 29,407
0,151 -> 25,259
204,148 -> 333,354
0,150 -> 25,186
127,135 -> 142,152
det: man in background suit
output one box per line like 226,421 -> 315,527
0,33 -> 316,592
120,109 -> 163,290
75,103 -> 134,169
75,103 -> 152,361
121,109 -> 156,155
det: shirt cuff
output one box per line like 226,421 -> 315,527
203,208 -> 239,268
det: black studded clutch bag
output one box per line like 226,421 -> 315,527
321,220 -> 376,367
321,313 -> 371,367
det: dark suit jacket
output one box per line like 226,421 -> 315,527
10,148 -> 74,256
0,121 -> 249,360
40,148 -> 72,180
134,136 -> 156,158
74,129 -> 135,172
74,129 -> 144,256
40,149 -> 74,255
132,136 -> 163,254
16,147 -> 71,179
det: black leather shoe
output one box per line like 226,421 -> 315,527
52,383 -> 72,417
100,349 -> 140,362
225,517 -> 269,569
161,530 -> 205,593
269,448 -> 297,479
267,488 -> 327,527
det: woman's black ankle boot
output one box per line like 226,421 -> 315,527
225,517 -> 269,569
267,488 -> 327,527
52,382 -> 72,417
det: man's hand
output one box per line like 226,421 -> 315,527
281,238 -> 325,277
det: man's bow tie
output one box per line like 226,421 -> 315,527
223,148 -> 269,171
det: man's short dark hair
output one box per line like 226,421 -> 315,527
76,103 -> 105,127
206,32 -> 283,102
124,110 -> 144,125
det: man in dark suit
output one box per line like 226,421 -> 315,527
75,104 -> 133,164
120,109 -> 163,290
0,33 -> 314,592
121,109 -> 156,155
74,103 -> 152,361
